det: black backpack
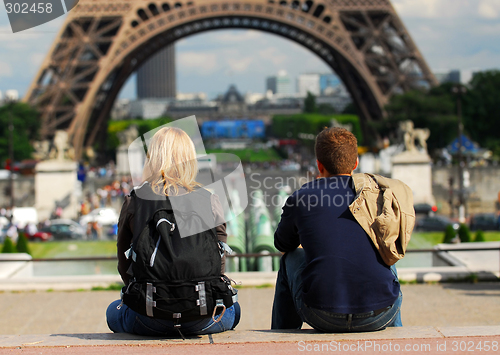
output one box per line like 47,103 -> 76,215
121,186 -> 237,326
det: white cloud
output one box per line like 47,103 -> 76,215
393,0 -> 474,19
225,56 -> 253,73
443,50 -> 500,70
470,22 -> 500,36
0,25 -> 44,41
478,0 -> 499,19
31,53 -> 46,67
393,0 -> 439,18
177,51 -> 218,75
258,47 -> 288,66
0,61 -> 13,77
46,16 -> 66,29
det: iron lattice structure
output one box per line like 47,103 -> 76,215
25,0 -> 437,159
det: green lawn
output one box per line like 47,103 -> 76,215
408,231 -> 500,249
25,231 -> 500,258
28,240 -> 117,259
206,148 -> 282,163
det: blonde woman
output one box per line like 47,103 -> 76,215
106,127 -> 240,336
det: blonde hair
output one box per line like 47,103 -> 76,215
142,127 -> 200,195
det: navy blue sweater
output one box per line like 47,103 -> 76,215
274,176 -> 400,314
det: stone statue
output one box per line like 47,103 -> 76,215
50,130 -> 72,161
399,120 -> 430,153
85,146 -> 96,162
414,128 -> 430,152
32,140 -> 51,160
117,125 -> 139,149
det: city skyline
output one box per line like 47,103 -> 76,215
0,0 -> 499,100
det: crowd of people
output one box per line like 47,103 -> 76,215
79,177 -> 133,215
0,171 -> 134,243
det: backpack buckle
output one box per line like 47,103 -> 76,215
212,299 -> 226,323
156,218 -> 175,232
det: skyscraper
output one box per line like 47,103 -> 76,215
319,73 -> 341,94
136,44 -> 176,98
266,70 -> 292,95
297,74 -> 320,97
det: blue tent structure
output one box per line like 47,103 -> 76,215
447,134 -> 481,155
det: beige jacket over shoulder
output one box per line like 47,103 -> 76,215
349,173 -> 416,266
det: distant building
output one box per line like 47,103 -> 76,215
266,70 -> 292,95
167,93 -> 217,115
176,92 -> 207,101
447,70 -> 461,84
319,74 -> 341,94
433,71 -> 449,84
245,92 -> 265,105
129,99 -> 171,119
433,69 -> 478,85
316,95 -> 352,113
110,99 -> 131,120
136,44 -> 176,98
317,85 -> 352,113
253,95 -> 302,111
219,85 -> 247,114
297,74 -> 320,97
266,77 -> 277,94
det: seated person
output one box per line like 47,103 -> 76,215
106,127 -> 240,336
272,127 -> 414,332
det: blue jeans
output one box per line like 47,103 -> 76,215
107,300 -> 241,336
271,248 -> 402,332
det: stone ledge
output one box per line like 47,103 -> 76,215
0,326 -> 499,348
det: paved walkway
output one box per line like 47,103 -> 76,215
0,327 -> 499,354
0,283 -> 499,335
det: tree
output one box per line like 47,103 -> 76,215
0,102 -> 40,163
474,230 -> 485,242
382,87 -> 457,153
342,102 -> 357,115
271,113 -> 363,143
303,91 -> 317,113
443,224 -> 456,244
463,70 -> 500,156
458,223 -> 471,243
2,237 -> 16,253
16,233 -> 31,255
317,103 -> 336,115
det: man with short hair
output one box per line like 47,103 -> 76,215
271,127 -> 414,332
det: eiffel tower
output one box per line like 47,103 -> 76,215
24,0 -> 437,159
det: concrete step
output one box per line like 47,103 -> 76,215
0,327 -> 499,351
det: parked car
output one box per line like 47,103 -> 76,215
39,219 -> 86,240
414,203 -> 436,215
79,208 -> 119,227
28,230 -> 53,242
415,216 -> 459,232
469,213 -> 499,231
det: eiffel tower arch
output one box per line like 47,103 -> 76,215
25,0 -> 437,159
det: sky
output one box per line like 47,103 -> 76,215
0,0 -> 499,100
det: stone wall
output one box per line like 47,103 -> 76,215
0,177 -> 36,208
432,166 -> 500,215
0,176 -> 116,209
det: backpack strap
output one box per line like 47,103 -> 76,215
149,209 -> 176,267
